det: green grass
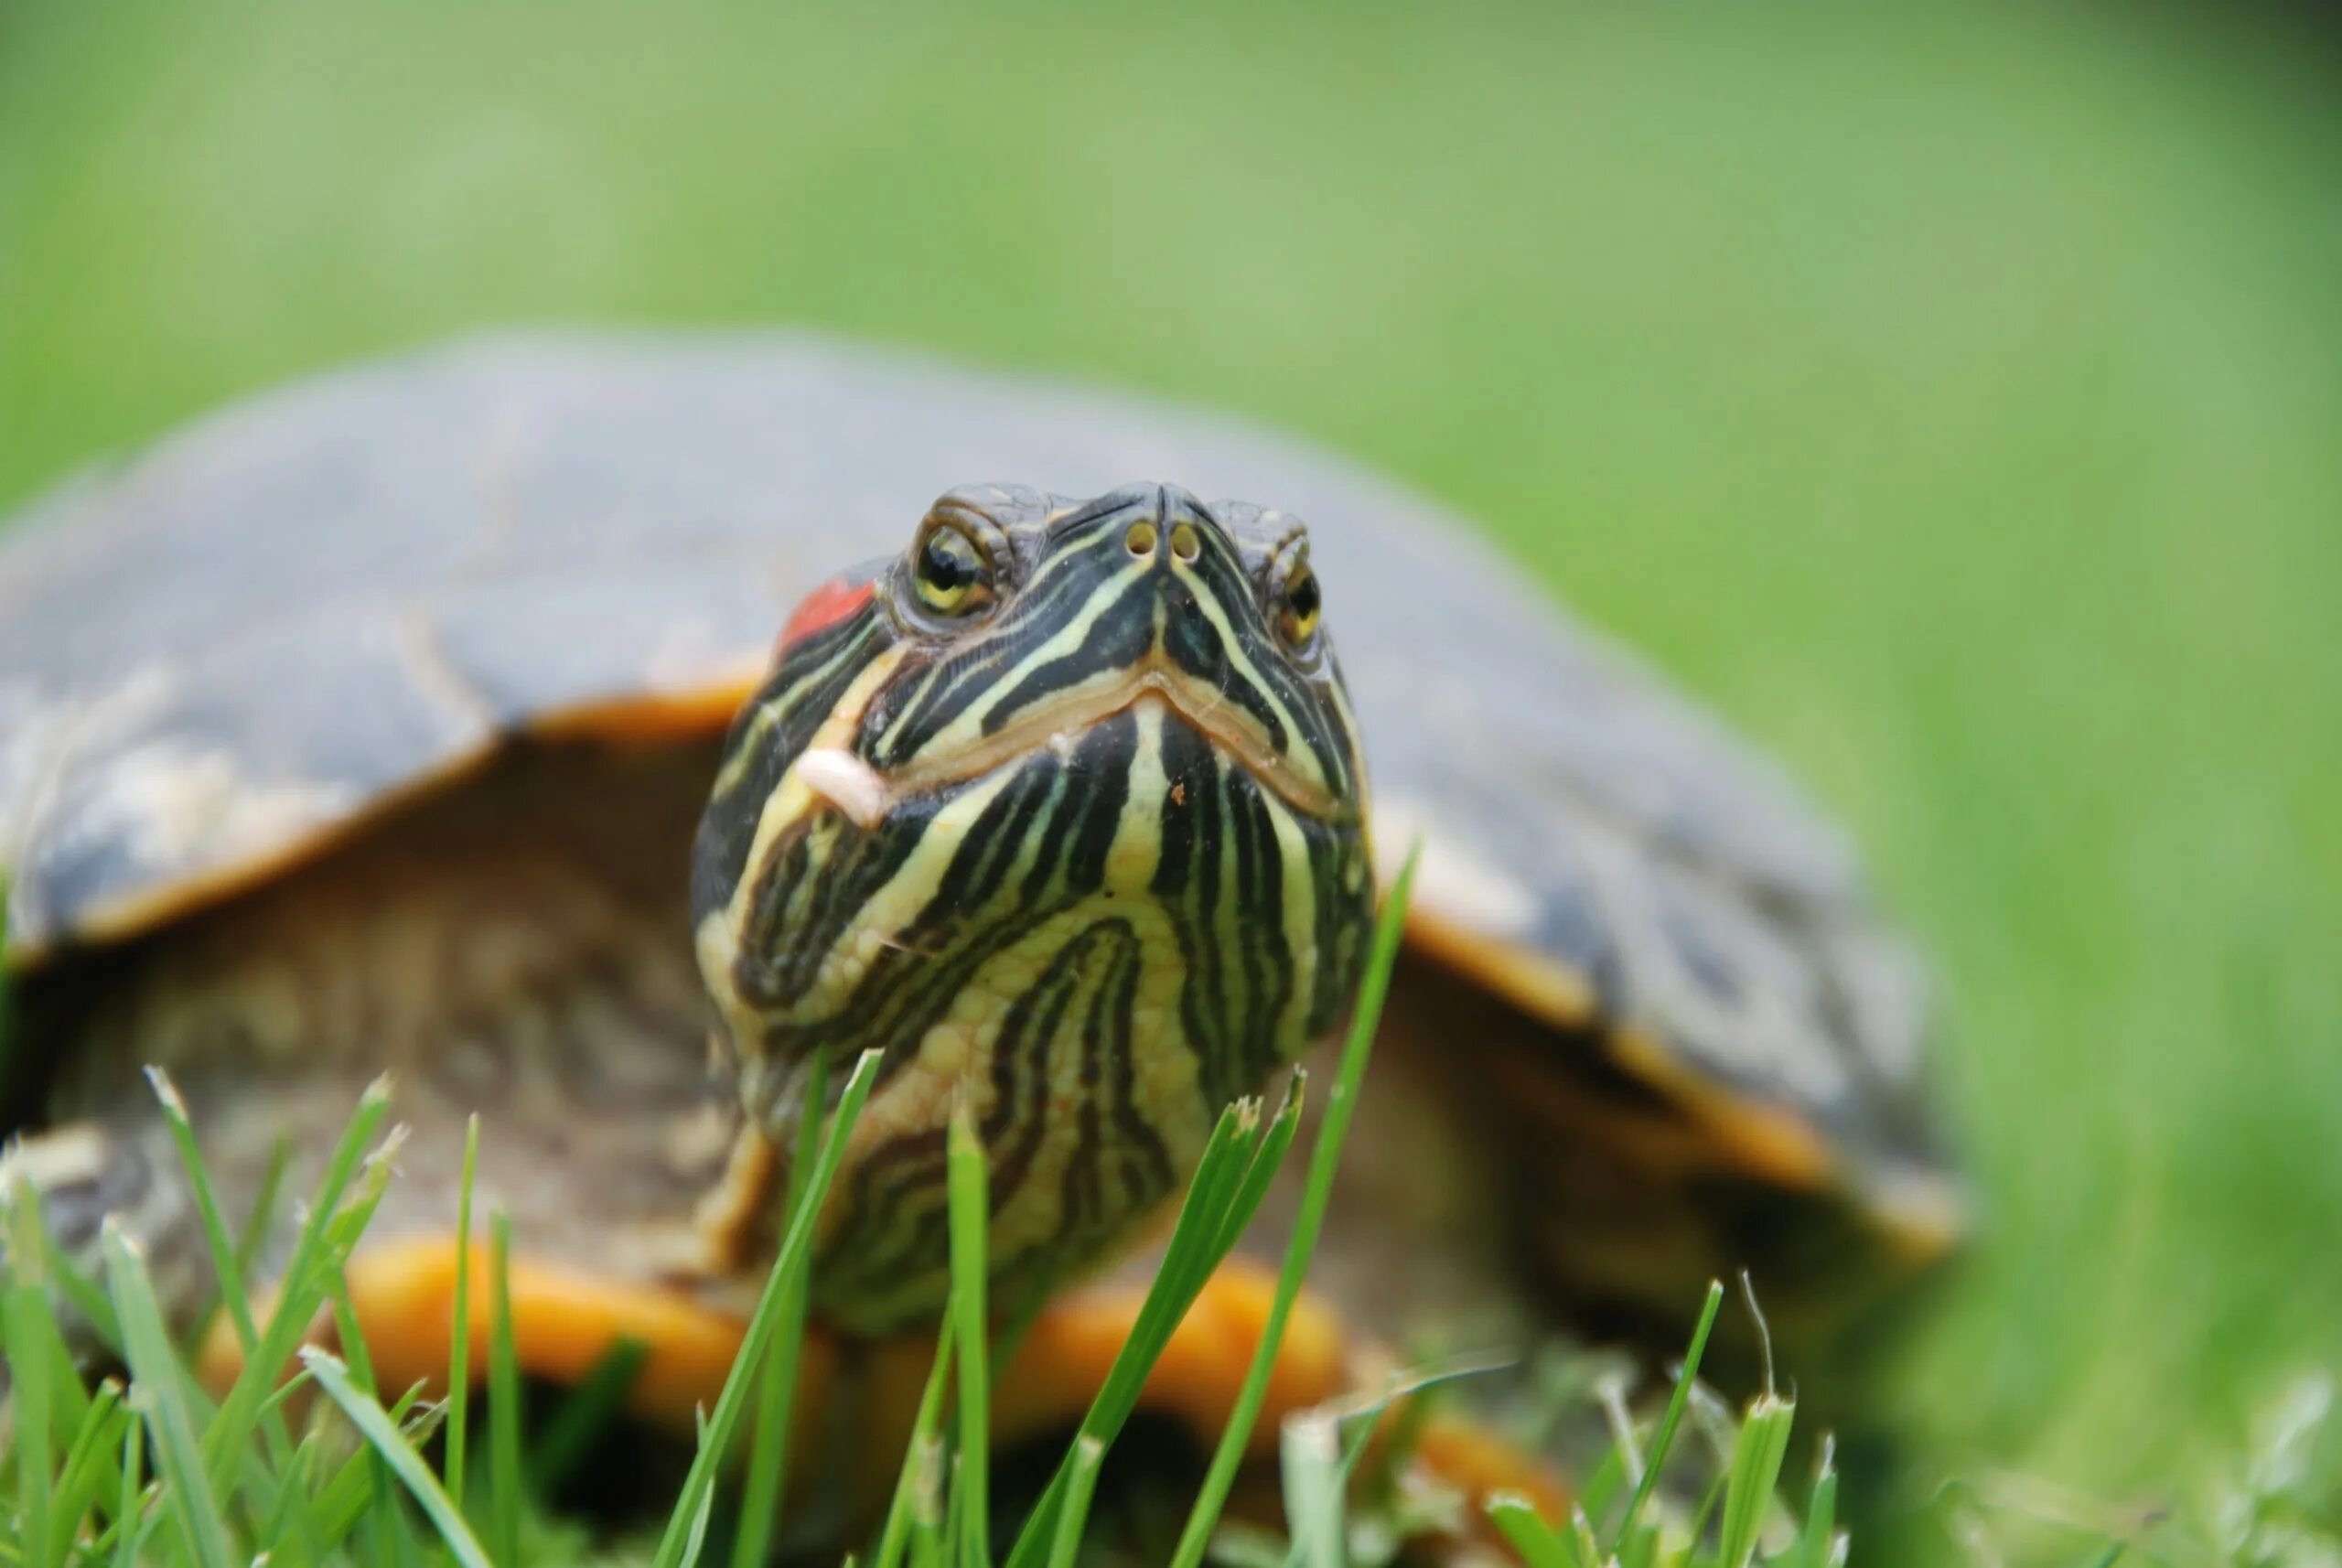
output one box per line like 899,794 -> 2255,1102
4,889 -> 2330,1561
0,852 -> 1874,1564
6,919 -> 2322,1568
2,2 -> 2340,1560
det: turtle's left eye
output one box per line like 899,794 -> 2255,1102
913,525 -> 995,619
1275,559 -> 1322,651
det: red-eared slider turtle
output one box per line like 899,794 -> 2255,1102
0,335 -> 1961,1541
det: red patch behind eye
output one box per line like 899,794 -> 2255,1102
776,575 -> 875,654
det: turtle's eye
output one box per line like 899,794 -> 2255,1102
1275,558 -> 1322,652
912,525 -> 995,619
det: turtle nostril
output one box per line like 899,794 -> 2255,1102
1169,521 -> 1202,563
1125,521 -> 1160,557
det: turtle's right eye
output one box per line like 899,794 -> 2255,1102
1264,534 -> 1323,659
912,525 -> 995,619
1276,561 -> 1321,650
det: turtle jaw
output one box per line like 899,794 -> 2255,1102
793,676 -> 1357,833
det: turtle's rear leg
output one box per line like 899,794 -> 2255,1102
0,1074 -> 400,1402
0,1113 -> 217,1369
3,1058 -> 392,1373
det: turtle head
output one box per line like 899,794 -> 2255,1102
692,482 -> 1373,1330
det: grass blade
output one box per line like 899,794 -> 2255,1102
4,1143 -> 117,1426
1488,1493 -> 1579,1568
326,1263 -> 406,1568
203,1079 -> 393,1490
530,1337 -> 650,1498
1165,843 -> 1421,1568
675,1419 -> 719,1568
872,1316 -> 957,1568
446,1114 -> 479,1515
254,1425 -> 321,1560
1608,1278 -> 1724,1552
730,1049 -> 829,1568
947,1106 -> 992,1568
33,1212 -> 123,1361
103,1221 -> 236,1568
1281,1352 -> 1511,1568
230,1137 -> 293,1291
113,1404 -> 145,1568
3,1166 -> 61,1568
1797,1437 -> 1838,1568
146,1069 -> 263,1360
650,1047 -> 884,1568
909,1432 -> 947,1568
489,1212 -> 524,1568
304,1347 -> 497,1568
49,1381 -> 127,1551
1281,1399 -> 1343,1568
1207,1077 -> 1305,1265
943,1440 -> 969,1568
1042,1435 -> 1106,1568
999,1098 -> 1290,1567
1715,1391 -> 1796,1568
316,1427 -> 410,1553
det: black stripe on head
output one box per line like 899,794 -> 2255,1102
691,576 -> 891,925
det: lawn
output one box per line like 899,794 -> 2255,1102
4,2 -> 2339,1561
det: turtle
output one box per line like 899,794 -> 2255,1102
0,333 -> 1962,1548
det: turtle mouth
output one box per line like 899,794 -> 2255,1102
799,673 -> 1350,830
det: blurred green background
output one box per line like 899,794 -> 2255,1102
4,0 -> 2338,1557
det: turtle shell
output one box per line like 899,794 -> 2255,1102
0,333 -> 1947,1226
